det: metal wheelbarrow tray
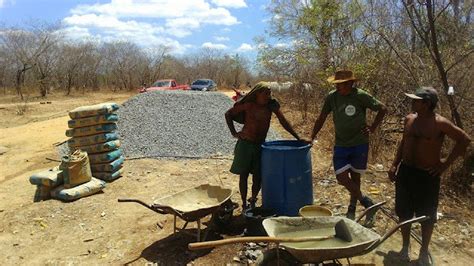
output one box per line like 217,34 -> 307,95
262,214 -> 428,264
119,184 -> 233,241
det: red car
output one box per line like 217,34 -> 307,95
139,79 -> 190,93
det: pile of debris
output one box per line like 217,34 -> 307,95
116,90 -> 279,159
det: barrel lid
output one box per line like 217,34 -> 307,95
261,140 -> 311,150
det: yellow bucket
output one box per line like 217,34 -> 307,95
299,205 -> 333,217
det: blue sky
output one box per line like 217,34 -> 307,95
0,0 -> 273,57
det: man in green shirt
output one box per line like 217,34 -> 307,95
308,70 -> 387,225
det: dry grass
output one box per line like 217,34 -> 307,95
274,87 -> 473,200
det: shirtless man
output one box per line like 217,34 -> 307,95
388,87 -> 471,265
225,82 -> 301,210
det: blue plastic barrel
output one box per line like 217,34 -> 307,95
261,140 -> 313,216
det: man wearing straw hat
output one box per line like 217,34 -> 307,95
225,82 -> 301,210
307,70 -> 387,226
388,87 -> 471,265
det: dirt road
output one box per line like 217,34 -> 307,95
0,91 -> 472,265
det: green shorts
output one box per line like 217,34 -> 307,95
230,139 -> 261,175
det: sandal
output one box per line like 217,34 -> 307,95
248,197 -> 257,209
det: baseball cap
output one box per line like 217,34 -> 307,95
405,86 -> 438,106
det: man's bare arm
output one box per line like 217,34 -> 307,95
310,111 -> 329,141
274,109 -> 300,140
388,137 -> 404,182
370,104 -> 387,132
225,110 -> 238,138
387,116 -> 408,182
429,116 -> 472,176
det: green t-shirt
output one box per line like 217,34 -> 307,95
321,88 -> 382,147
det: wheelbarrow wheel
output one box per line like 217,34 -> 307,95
212,200 -> 238,228
256,248 -> 299,266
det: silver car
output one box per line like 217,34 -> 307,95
190,79 -> 217,91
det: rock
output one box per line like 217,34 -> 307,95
0,146 -> 8,155
437,212 -> 444,220
375,164 -> 384,171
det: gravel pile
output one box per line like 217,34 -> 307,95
115,90 -> 279,159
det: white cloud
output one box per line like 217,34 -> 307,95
214,36 -> 230,42
211,0 -> 247,8
62,1 -> 243,53
236,43 -> 253,52
202,42 -> 227,50
0,0 -> 14,8
275,42 -> 289,48
64,14 -> 164,34
58,26 -> 94,41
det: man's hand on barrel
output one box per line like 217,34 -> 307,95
301,138 -> 316,146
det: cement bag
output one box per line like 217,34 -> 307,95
94,168 -> 123,181
70,140 -> 121,154
90,156 -> 124,172
88,149 -> 123,164
29,166 -> 63,187
60,150 -> 92,188
69,102 -> 119,119
65,123 -> 117,138
67,132 -> 119,148
51,177 -> 106,201
68,113 -> 119,128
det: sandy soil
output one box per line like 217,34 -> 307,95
0,90 -> 472,265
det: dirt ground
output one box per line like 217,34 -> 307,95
0,89 -> 472,265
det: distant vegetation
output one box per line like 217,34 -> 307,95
258,0 -> 473,195
0,22 -> 254,97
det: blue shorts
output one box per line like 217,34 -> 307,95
333,143 -> 369,175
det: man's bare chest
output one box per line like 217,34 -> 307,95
406,119 -> 442,141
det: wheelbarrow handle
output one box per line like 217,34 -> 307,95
151,203 -> 184,217
188,235 -> 334,250
118,198 -> 153,209
118,198 -> 184,216
364,215 -> 430,253
117,198 -> 166,214
355,201 -> 387,223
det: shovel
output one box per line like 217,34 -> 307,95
188,219 -> 352,250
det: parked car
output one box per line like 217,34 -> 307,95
190,79 -> 217,91
138,79 -> 190,93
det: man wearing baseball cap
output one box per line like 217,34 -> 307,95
306,70 -> 387,226
388,86 -> 471,265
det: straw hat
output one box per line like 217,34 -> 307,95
327,70 -> 358,84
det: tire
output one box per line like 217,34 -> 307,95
256,248 -> 299,266
212,200 -> 237,228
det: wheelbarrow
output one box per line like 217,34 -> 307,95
189,201 -> 429,264
257,214 -> 428,264
118,184 -> 235,241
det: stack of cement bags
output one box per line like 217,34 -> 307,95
66,103 -> 124,181
30,150 -> 106,202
